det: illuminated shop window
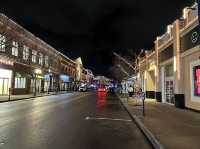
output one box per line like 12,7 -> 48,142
23,45 -> 29,60
193,65 -> 200,96
0,34 -> 6,52
39,53 -> 43,65
32,50 -> 37,63
12,41 -> 18,56
15,73 -> 26,89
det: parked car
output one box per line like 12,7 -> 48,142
79,83 -> 87,92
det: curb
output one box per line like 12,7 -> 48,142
0,91 -> 73,103
118,95 -> 164,149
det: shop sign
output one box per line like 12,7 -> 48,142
36,75 -> 44,79
60,75 -> 70,83
191,32 -> 199,44
181,25 -> 200,52
0,58 -> 13,66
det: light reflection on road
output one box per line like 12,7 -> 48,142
97,91 -> 107,110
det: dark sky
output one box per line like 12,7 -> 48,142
0,0 -> 194,77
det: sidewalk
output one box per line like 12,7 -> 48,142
120,96 -> 200,149
0,91 -> 71,102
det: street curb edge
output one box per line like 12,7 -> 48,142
118,95 -> 164,149
0,92 -> 72,103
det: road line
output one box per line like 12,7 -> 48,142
85,116 -> 132,122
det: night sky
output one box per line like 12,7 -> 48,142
0,0 -> 194,77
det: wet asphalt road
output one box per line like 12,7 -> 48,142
0,92 -> 151,149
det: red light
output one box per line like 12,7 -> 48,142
97,91 -> 107,110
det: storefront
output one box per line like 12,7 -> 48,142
0,68 -> 12,95
44,73 -> 56,92
145,55 -> 156,99
0,56 -> 14,95
181,24 -> 200,110
59,74 -> 70,91
30,69 -> 43,94
161,63 -> 174,104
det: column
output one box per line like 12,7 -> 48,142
173,19 -> 185,108
155,39 -> 162,102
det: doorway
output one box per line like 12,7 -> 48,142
0,68 -> 12,95
0,78 -> 11,95
165,77 -> 175,104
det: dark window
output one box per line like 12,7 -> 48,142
159,45 -> 173,63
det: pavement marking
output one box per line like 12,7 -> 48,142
85,116 -> 132,122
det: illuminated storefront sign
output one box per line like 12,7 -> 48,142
0,68 -> 12,78
36,75 -> 44,79
60,75 -> 70,83
34,69 -> 42,74
0,58 -> 14,66
193,65 -> 200,96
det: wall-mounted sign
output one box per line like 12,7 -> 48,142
191,32 -> 199,44
34,69 -> 42,74
181,26 -> 200,52
0,58 -> 14,66
60,74 -> 70,82
36,75 -> 44,79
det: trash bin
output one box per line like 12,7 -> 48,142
174,94 -> 185,109
155,92 -> 161,102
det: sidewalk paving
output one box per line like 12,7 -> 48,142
0,91 -> 71,102
120,96 -> 200,149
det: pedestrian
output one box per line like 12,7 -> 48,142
128,85 -> 133,98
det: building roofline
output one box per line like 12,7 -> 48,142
0,13 -> 76,64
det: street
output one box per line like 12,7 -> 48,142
0,92 -> 151,149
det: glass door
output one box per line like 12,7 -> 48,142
0,78 -> 11,95
165,78 -> 174,104
0,78 -> 3,95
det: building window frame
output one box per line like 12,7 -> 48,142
0,34 -> 6,52
23,45 -> 29,60
39,53 -> 43,66
32,50 -> 37,63
12,41 -> 18,57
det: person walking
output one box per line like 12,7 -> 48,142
128,85 -> 133,98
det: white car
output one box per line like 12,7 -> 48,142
79,84 -> 87,92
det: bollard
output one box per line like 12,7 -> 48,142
142,92 -> 145,117
8,88 -> 11,101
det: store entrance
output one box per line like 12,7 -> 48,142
30,79 -> 42,94
165,78 -> 175,104
0,78 -> 11,95
0,68 -> 12,95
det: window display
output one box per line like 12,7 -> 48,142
193,65 -> 200,96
